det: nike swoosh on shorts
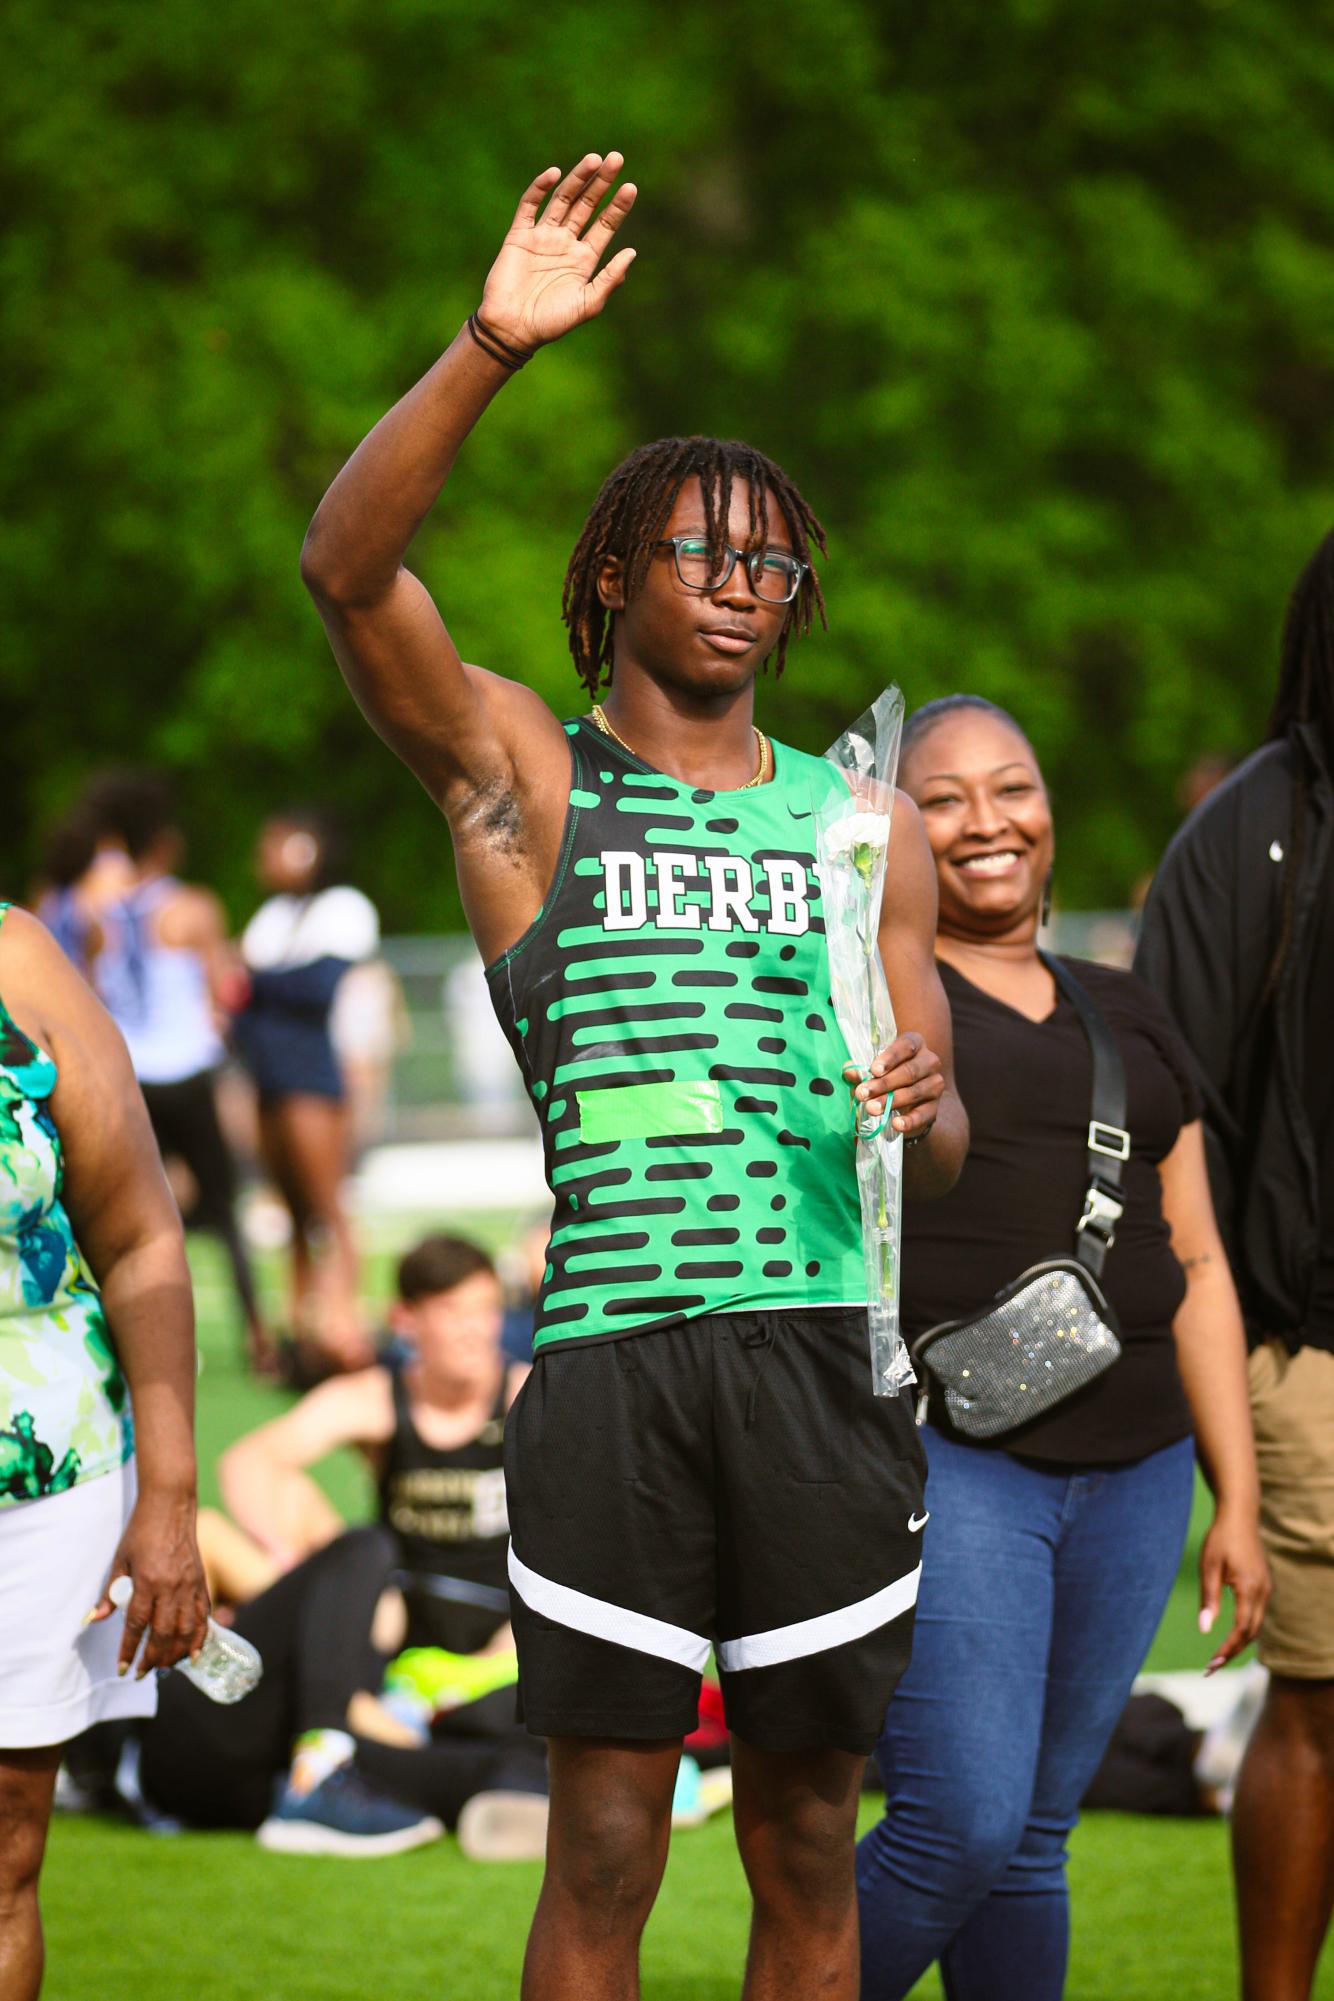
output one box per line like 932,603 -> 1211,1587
908,1512 -> 929,1532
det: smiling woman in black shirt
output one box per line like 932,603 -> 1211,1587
856,696 -> 1269,2001
909,960 -> 1199,1463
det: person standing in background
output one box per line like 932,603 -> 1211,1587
330,955 -> 408,1155
233,809 -> 379,1379
80,772 -> 272,1377
1136,529 -> 1334,2001
31,813 -> 117,977
0,902 -> 209,2001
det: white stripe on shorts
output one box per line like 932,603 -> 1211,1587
716,1563 -> 923,1674
508,1543 -> 711,1672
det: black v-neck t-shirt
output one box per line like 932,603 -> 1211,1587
905,958 -> 1201,1465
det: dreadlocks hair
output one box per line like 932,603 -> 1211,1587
561,436 -> 827,696
1260,526 -> 1334,1005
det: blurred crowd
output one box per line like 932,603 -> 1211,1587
19,768 -> 550,1855
34,771 -> 403,1384
21,767 -> 730,1860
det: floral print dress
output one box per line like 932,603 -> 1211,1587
0,904 -> 131,1505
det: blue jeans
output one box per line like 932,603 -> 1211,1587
857,1427 -> 1195,2001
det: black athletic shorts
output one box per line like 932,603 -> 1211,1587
504,1308 -> 928,1755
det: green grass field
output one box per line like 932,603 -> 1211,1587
40,1241 -> 1334,1999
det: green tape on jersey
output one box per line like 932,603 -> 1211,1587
576,1078 -> 724,1144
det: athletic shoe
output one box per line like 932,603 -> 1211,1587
456,1788 -> 549,1863
257,1763 -> 444,1857
383,1644 -> 519,1718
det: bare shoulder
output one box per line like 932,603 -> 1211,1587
0,909 -> 143,1150
883,791 -> 937,927
890,787 -> 926,841
331,1363 -> 397,1443
275,1364 -> 397,1452
414,662 -> 582,964
448,663 -> 575,846
0,902 -> 55,973
0,905 -> 91,1036
157,883 -> 227,949
462,666 -> 573,788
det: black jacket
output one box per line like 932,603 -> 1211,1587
1134,725 -> 1333,1351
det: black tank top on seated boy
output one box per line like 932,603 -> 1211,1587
376,1366 -> 509,1647
905,958 -> 1202,1465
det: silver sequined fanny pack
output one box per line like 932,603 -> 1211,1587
911,953 -> 1131,1443
910,1258 -> 1122,1440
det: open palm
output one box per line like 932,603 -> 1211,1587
479,152 -> 638,350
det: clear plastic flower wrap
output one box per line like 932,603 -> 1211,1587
815,687 -> 915,1397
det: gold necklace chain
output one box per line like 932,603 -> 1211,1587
590,704 -> 770,789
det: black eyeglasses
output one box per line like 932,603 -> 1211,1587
655,536 -> 808,604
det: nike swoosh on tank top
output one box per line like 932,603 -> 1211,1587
484,717 -> 869,1351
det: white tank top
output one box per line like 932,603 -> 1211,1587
97,878 -> 225,1084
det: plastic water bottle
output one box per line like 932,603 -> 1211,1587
109,1575 -> 263,1703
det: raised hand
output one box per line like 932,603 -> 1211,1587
479,153 -> 637,352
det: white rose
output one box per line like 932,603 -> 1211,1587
824,811 -> 890,861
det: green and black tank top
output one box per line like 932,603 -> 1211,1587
485,717 -> 866,1351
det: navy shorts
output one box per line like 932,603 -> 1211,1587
504,1308 -> 928,1754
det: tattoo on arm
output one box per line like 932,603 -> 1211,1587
1180,1252 -> 1214,1274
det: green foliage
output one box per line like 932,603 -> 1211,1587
7,0 -> 1334,922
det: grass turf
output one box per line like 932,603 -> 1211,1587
39,1808 -> 1261,2001
39,1240 -> 1334,1998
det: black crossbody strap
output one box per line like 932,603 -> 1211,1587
1039,952 -> 1130,1280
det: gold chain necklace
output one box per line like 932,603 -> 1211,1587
591,704 -> 770,789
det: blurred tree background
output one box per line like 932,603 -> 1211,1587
6,0 -> 1334,927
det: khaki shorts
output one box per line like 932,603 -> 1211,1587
1249,1338 -> 1334,1679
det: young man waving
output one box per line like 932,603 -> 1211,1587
301,153 -> 966,2001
